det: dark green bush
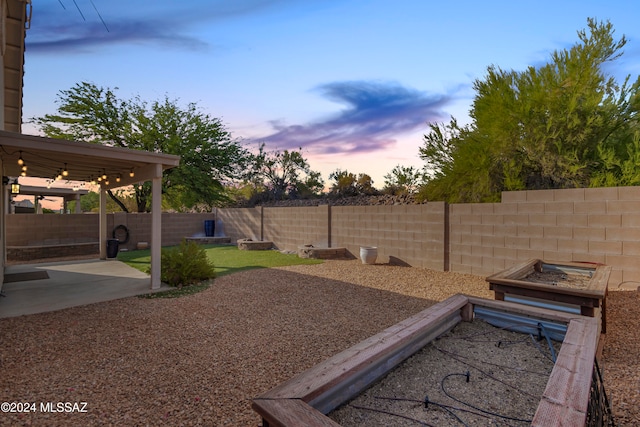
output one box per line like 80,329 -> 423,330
160,240 -> 215,287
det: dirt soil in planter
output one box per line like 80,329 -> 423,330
0,259 -> 637,426
524,270 -> 591,289
330,319 -> 560,426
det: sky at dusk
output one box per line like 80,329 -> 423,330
21,0 -> 640,192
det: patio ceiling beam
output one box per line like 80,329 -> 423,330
0,131 -> 179,182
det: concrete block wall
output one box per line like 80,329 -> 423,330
107,213 -> 216,251
6,213 -> 98,246
215,207 -> 262,242
450,186 -> 640,286
8,184 -> 638,287
6,213 -> 216,252
331,203 -> 446,270
263,206 -> 329,252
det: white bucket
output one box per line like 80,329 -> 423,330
360,246 -> 378,265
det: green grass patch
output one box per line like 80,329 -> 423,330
119,244 -> 323,298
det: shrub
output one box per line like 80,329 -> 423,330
160,240 -> 215,287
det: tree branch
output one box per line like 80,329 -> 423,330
107,189 -> 129,213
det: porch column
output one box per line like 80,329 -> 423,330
150,164 -> 162,289
99,187 -> 107,259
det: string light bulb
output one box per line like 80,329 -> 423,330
116,174 -> 121,183
17,151 -> 24,166
129,169 -> 135,178
62,164 -> 69,177
21,164 -> 27,172
102,170 -> 107,180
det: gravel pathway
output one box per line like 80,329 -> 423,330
0,260 -> 636,426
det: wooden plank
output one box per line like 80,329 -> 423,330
586,264 -> 611,293
460,302 -> 474,322
532,317 -> 598,427
259,294 -> 469,402
488,277 -> 604,299
485,258 -> 537,281
252,399 -> 341,427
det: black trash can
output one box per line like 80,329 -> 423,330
106,239 -> 119,258
204,220 -> 215,237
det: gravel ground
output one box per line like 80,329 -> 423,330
329,319 -> 560,426
0,259 -> 637,426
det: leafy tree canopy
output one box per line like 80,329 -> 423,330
33,82 -> 252,212
383,165 -> 424,195
419,18 -> 640,203
245,144 -> 324,201
328,169 -> 377,197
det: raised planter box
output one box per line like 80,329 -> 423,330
237,238 -> 273,251
252,295 -> 602,427
185,236 -> 231,245
486,259 -> 611,333
7,242 -> 99,262
297,245 -> 349,260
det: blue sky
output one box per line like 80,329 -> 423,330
22,0 -> 640,189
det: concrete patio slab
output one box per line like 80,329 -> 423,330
0,259 -> 171,318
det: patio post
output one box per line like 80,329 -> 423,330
150,164 -> 162,289
99,187 -> 107,259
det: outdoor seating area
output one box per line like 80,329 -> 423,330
0,259 -> 170,318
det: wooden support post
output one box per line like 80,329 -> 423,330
461,302 -> 474,322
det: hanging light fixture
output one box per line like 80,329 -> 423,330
102,169 -> 107,180
129,168 -> 135,178
116,174 -> 121,183
62,163 -> 69,177
10,179 -> 20,194
17,151 -> 24,166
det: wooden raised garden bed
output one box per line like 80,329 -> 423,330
486,259 -> 611,333
252,294 -> 603,426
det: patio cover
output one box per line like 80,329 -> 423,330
12,185 -> 89,213
0,130 -> 180,289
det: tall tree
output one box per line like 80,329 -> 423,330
383,165 -> 424,195
33,82 -> 251,212
419,19 -> 640,203
248,144 -> 324,200
328,169 -> 377,197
